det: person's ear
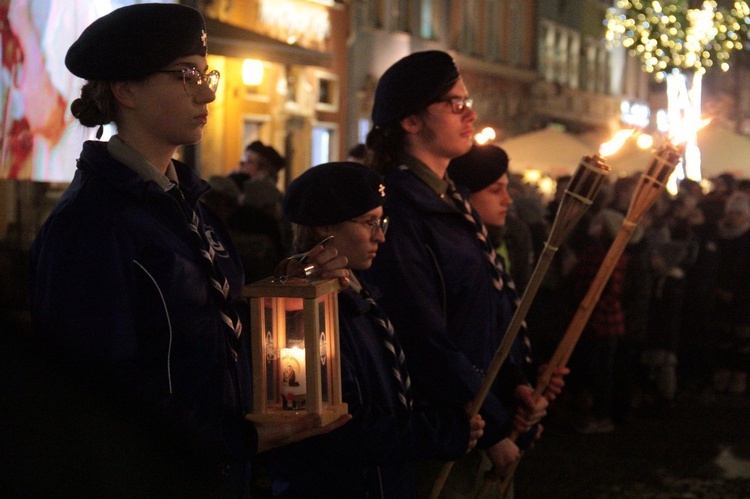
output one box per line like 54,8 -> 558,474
400,114 -> 423,135
110,81 -> 137,109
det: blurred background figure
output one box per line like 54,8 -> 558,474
699,172 -> 736,238
346,142 -> 369,164
223,140 -> 292,283
711,191 -> 750,395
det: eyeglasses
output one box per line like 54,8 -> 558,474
432,96 -> 473,114
157,68 -> 220,96
347,216 -> 389,236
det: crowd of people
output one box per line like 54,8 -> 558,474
23,3 -> 749,498
510,169 -> 750,435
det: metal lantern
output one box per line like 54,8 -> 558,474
244,276 -> 348,425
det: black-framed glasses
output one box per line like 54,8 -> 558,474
157,68 -> 220,96
432,96 -> 473,114
347,216 -> 389,236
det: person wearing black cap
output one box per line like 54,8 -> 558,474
363,51 -> 555,497
265,161 -> 484,497
449,143 -> 570,413
226,140 -> 293,283
448,144 -> 536,295
28,4 -> 348,496
230,140 -> 286,199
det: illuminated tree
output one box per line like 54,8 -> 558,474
605,1 -> 750,180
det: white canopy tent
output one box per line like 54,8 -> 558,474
499,125 -> 593,178
695,121 -> 750,179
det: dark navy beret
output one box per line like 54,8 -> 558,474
283,162 -> 385,226
65,3 -> 207,81
448,144 -> 510,193
372,50 -> 460,127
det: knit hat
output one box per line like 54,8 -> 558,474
65,3 -> 207,81
371,50 -> 460,127
448,144 -> 510,193
283,162 -> 385,226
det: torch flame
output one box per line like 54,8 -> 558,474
669,118 -> 712,146
599,129 -> 636,157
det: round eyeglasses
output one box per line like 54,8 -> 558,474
347,216 -> 389,236
157,68 -> 220,96
432,96 -> 473,114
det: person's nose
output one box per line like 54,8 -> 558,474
196,83 -> 217,104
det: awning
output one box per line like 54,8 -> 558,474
204,18 -> 332,68
499,124 -> 592,176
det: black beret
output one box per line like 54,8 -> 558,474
65,3 -> 207,81
283,162 -> 385,226
248,141 -> 286,171
448,144 -> 510,193
372,50 -> 460,127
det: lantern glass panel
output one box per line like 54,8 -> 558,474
318,296 -> 331,403
262,297 -> 279,408
280,305 -> 307,411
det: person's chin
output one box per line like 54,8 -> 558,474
356,259 -> 374,271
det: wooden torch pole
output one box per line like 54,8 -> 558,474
493,141 -> 685,498
429,154 -> 611,499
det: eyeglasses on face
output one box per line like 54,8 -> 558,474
347,216 -> 389,236
432,96 -> 473,114
157,67 -> 221,96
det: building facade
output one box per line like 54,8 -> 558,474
346,0 -> 652,153
193,0 -> 349,183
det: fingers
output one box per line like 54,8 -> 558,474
311,248 -> 351,282
316,254 -> 348,274
469,414 -> 485,440
513,389 -> 548,430
309,245 -> 337,265
486,438 -> 520,475
465,410 -> 485,453
544,366 -> 570,401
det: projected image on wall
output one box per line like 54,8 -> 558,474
0,0 -> 171,182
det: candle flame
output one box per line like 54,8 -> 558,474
598,129 -> 636,157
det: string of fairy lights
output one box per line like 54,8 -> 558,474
605,1 -> 750,183
605,0 -> 750,82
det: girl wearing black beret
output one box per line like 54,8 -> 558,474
266,161 -> 485,497
29,4 -> 348,496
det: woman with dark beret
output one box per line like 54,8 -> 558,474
28,4 -> 348,496
265,161 -> 485,498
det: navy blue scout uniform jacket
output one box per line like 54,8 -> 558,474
268,279 -> 469,498
365,166 -> 529,449
29,141 -> 256,494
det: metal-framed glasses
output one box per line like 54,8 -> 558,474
157,67 -> 220,96
347,216 -> 389,236
433,96 -> 473,114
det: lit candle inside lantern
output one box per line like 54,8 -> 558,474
280,346 -> 306,410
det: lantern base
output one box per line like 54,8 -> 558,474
247,402 -> 349,427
